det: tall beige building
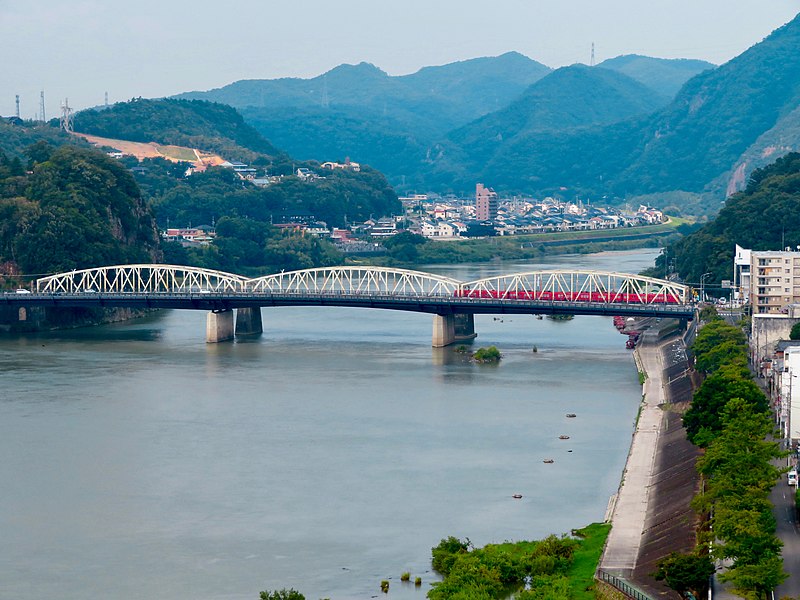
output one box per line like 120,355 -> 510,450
735,245 -> 800,313
475,183 -> 498,221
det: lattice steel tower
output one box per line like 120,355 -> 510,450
60,98 -> 74,132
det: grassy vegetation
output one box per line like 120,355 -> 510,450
155,144 -> 197,162
566,523 -> 612,600
429,523 -> 610,599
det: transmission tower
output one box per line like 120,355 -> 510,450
15,94 -> 20,118
40,90 -> 46,122
104,91 -> 108,107
590,42 -> 596,67
60,98 -> 74,133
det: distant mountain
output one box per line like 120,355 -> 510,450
425,13 -> 800,207
446,65 -> 669,176
174,53 -> 552,174
598,55 -> 715,98
177,52 -> 552,131
72,98 -> 284,162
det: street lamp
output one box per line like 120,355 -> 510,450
700,272 -> 712,302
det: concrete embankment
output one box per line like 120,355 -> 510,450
598,327 -> 700,598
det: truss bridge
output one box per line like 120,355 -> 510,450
2,264 -> 694,345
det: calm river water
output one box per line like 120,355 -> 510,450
0,249 -> 659,600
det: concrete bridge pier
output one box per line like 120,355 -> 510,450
235,307 -> 263,337
454,312 -> 477,341
206,309 -> 234,343
432,314 -> 456,347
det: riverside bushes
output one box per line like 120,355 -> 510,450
429,524 -> 609,599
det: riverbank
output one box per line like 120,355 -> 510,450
598,326 -> 701,597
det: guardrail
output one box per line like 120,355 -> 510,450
597,571 -> 656,600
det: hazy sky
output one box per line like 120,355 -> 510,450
2,0 -> 799,118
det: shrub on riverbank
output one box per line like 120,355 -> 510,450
429,523 -> 610,599
473,346 -> 501,363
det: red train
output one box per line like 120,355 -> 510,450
453,289 -> 682,304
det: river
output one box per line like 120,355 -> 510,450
0,248 -> 659,600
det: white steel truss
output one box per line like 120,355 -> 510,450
247,266 -> 461,297
36,264 -> 248,294
459,270 -> 689,304
34,265 -> 690,306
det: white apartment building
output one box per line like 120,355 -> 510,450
735,245 -> 800,313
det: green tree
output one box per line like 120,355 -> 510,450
699,304 -> 722,322
691,320 -> 747,361
653,552 -> 715,598
258,589 -> 305,600
432,536 -> 471,576
683,366 -> 768,446
790,321 -> 800,340
694,339 -> 748,374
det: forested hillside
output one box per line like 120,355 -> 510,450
0,144 -> 160,279
73,98 -> 285,164
597,55 -> 714,99
177,53 -> 552,132
652,152 -> 800,286
0,119 -> 83,158
0,100 -> 401,279
444,65 -> 669,181
425,13 -> 800,205
175,52 -> 714,192
176,53 -> 552,176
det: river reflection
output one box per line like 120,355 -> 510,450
0,249 -> 658,600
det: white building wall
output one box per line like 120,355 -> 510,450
786,348 -> 800,443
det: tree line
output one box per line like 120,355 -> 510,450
656,312 -> 785,598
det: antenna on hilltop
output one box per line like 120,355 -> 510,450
40,90 -> 46,122
590,42 -> 596,67
104,91 -> 109,107
60,98 -> 74,133
15,94 -> 20,119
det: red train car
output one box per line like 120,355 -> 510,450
454,289 -> 682,304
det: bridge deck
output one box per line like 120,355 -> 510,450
1,292 -> 696,319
